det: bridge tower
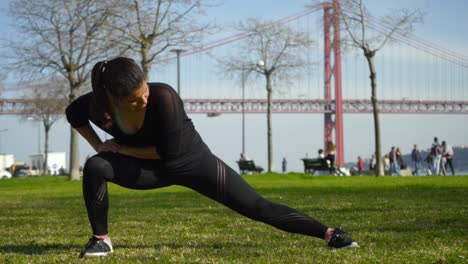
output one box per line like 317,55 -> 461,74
323,0 -> 344,167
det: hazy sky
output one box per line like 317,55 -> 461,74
0,0 -> 467,172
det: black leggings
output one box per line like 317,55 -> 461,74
82,152 -> 328,239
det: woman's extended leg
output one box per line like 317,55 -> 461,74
173,154 -> 329,239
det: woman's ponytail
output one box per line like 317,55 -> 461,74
90,60 -> 113,130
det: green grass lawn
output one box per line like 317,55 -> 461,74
0,174 -> 467,263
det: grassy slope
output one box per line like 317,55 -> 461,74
0,174 -> 467,263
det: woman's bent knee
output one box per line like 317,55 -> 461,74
83,155 -> 114,181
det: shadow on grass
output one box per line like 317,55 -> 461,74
0,243 -> 81,255
116,241 -> 261,251
0,241 -> 262,255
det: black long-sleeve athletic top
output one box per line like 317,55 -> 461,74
65,82 -> 209,169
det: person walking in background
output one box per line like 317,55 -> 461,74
281,157 -> 287,173
357,156 -> 365,176
430,137 -> 442,175
389,147 -> 400,176
65,57 -> 358,257
383,154 -> 390,174
411,144 -> 423,176
440,152 -> 447,176
424,152 -> 434,175
396,147 -> 406,170
369,153 -> 376,172
326,141 -> 336,174
441,141 -> 455,176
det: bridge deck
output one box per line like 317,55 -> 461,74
1,98 -> 467,114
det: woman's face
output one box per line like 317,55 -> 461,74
119,81 -> 149,112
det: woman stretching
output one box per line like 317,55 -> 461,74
65,57 -> 358,258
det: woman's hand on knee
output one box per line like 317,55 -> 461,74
97,139 -> 120,153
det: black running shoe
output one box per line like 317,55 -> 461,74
326,228 -> 359,249
79,236 -> 113,258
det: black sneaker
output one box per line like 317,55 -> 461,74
79,236 -> 113,258
326,228 -> 359,249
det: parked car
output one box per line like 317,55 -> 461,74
9,163 -> 32,177
13,165 -> 31,177
0,170 -> 12,179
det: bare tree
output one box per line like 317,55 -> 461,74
22,78 -> 68,175
0,73 -> 5,96
0,70 -> 10,98
111,0 -> 213,79
337,0 -> 423,176
222,19 -> 314,172
6,0 -> 123,180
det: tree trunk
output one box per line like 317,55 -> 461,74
69,86 -> 81,181
141,46 -> 151,80
266,74 -> 274,172
365,52 -> 384,176
69,127 -> 81,180
44,122 -> 50,175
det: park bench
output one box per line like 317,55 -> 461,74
236,160 -> 264,174
301,158 -> 330,174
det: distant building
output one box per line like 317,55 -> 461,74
29,152 -> 66,175
0,154 -> 14,170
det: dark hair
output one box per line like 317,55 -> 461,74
90,57 -> 145,129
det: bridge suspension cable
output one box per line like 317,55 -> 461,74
342,0 -> 468,66
364,16 -> 468,68
157,5 -> 324,64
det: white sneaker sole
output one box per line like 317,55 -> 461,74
82,251 -> 112,258
341,241 -> 360,249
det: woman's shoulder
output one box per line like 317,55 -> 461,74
65,91 -> 93,127
148,82 -> 176,93
77,91 -> 93,99
147,82 -> 180,104
67,91 -> 92,108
